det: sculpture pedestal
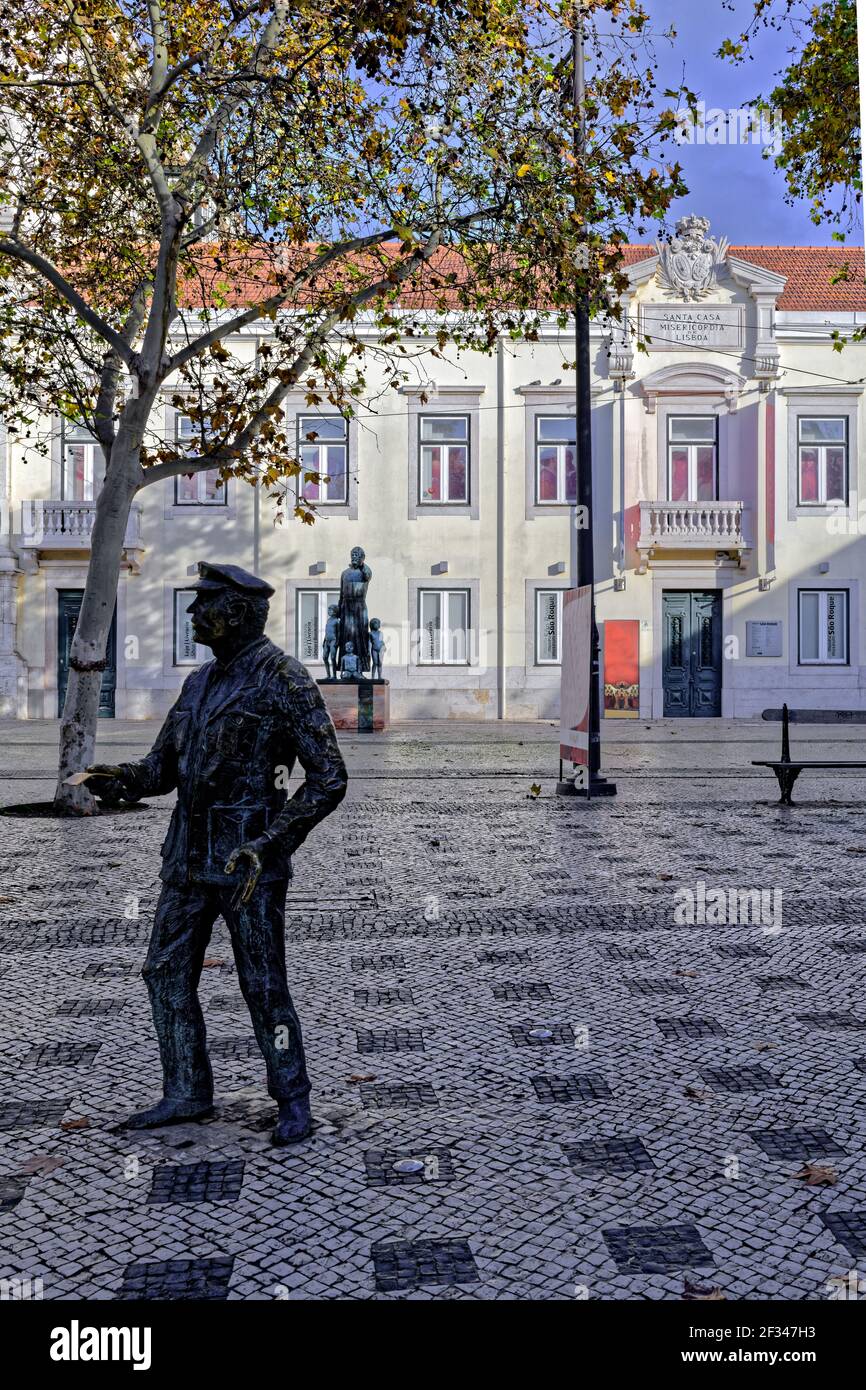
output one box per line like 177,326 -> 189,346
318,679 -> 390,732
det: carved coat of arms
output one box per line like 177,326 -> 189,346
655,215 -> 729,301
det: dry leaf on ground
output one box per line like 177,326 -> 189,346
793,1163 -> 837,1186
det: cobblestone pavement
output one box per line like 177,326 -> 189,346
1,719 -> 866,1301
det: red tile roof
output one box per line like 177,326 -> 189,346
179,241 -> 865,313
622,243 -> 866,311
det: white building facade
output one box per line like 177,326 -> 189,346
1,220 -> 865,722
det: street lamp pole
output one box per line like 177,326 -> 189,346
568,0 -> 615,797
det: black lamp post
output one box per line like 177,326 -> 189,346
560,0 -> 616,798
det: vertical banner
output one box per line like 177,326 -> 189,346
604,619 -> 639,718
559,584 -> 592,766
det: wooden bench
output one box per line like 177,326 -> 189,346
753,704 -> 866,804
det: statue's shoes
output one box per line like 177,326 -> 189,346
271,1098 -> 313,1146
121,1097 -> 215,1130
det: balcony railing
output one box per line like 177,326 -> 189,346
637,499 -> 747,567
19,500 -> 144,569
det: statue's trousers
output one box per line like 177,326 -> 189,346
142,879 -> 311,1104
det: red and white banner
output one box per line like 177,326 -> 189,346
559,584 -> 592,766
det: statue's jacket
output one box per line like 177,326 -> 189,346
118,636 -> 348,887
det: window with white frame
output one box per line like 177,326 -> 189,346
798,589 -> 848,665
667,416 -> 718,501
298,416 -> 348,504
296,589 -> 340,664
535,416 -> 576,504
417,589 -> 470,664
174,413 -> 226,505
173,590 -> 209,666
61,421 -> 101,501
535,590 -> 563,664
418,415 -> 469,503
797,417 -> 848,505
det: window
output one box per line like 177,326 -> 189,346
173,590 -> 209,666
298,416 -> 348,504
797,417 -> 847,505
667,416 -> 717,501
62,421 -> 100,501
535,416 -> 576,504
535,590 -> 563,664
296,589 -> 340,664
417,589 -> 470,664
418,415 -> 469,504
798,589 -> 848,665
174,414 -> 225,505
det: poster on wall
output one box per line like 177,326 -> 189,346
604,619 -> 639,718
559,585 -> 592,767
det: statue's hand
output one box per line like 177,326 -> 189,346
82,764 -> 132,806
225,841 -> 263,911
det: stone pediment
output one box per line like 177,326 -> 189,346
639,362 -> 748,412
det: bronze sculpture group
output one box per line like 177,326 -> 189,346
323,545 -> 385,680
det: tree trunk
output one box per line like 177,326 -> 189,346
53,435 -> 141,815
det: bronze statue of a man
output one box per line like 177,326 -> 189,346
336,545 -> 372,673
83,562 -> 348,1146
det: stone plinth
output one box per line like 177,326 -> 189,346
318,679 -> 390,732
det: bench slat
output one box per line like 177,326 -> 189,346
761,708 -> 866,724
753,760 -> 866,768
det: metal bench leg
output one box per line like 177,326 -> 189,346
775,767 -> 800,805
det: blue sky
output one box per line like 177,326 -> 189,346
633,0 -> 862,246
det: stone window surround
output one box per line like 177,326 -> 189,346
285,575 -> 340,667
652,397 -> 734,503
783,390 -> 861,522
524,579 -> 567,671
521,385 -> 604,521
400,384 -> 484,521
407,576 -> 481,668
790,582 -> 855,673
286,576 -> 342,668
292,407 -> 357,518
162,402 -> 234,519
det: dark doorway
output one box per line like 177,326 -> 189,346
57,589 -> 117,718
662,590 -> 722,717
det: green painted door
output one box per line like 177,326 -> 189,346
662,590 -> 722,717
57,589 -> 116,718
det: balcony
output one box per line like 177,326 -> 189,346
18,500 -> 144,572
637,500 -> 749,571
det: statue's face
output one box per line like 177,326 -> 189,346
328,605 -> 338,616
350,547 -> 364,566
345,642 -> 354,653
188,589 -> 253,647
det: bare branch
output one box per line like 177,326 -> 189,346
0,237 -> 139,367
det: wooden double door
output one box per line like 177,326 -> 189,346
662,590 -> 722,717
57,589 -> 116,718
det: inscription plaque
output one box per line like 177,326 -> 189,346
640,303 -> 743,351
746,621 -> 783,657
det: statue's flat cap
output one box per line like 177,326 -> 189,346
191,562 -> 275,598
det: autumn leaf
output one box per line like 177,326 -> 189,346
60,1117 -> 90,1131
675,969 -> 698,977
683,1279 -> 726,1301
20,1155 -> 65,1175
527,783 -> 542,799
793,1163 -> 837,1186
346,1074 -> 377,1084
684,1086 -> 707,1101
202,958 -> 226,969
